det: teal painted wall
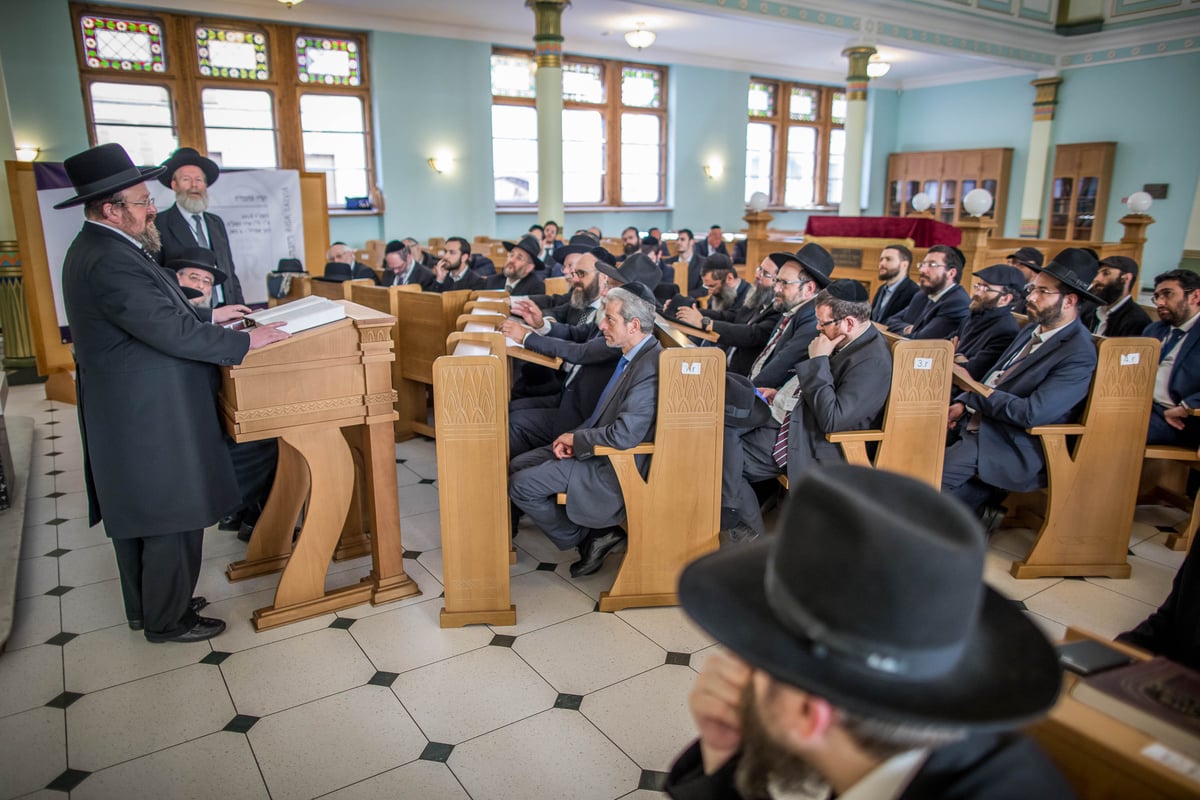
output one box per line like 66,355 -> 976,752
894,74 -> 1034,239
1054,53 -> 1200,275
0,1 -> 88,162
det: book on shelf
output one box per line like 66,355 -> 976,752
244,296 -> 346,335
1070,657 -> 1200,759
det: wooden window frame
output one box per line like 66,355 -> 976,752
747,77 -> 844,211
71,3 -> 376,213
491,47 -> 668,209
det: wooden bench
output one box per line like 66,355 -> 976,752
1001,336 -> 1160,578
1140,438 -> 1200,553
309,275 -> 375,301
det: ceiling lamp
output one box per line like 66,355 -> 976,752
625,24 -> 656,51
866,54 -> 891,78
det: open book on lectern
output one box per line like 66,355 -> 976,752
243,296 -> 347,334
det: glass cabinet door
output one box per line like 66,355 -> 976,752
940,180 -> 957,224
1074,176 -> 1099,240
1049,177 -> 1072,239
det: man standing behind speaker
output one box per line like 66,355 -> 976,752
155,147 -> 244,306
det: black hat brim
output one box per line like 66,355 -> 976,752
167,259 -> 227,285
53,165 -> 166,210
1028,264 -> 1105,305
768,251 -> 831,287
503,240 -> 544,271
679,541 -> 1062,730
159,150 -> 220,188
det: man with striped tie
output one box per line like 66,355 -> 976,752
1145,269 -> 1200,447
154,147 -> 244,306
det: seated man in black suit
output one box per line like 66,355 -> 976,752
721,281 -> 892,542
326,241 -> 379,283
430,236 -> 484,292
953,264 -> 1023,381
697,254 -> 750,316
942,261 -> 1101,517
1145,268 -> 1200,447
1117,540 -> 1200,670
694,224 -> 729,258
509,284 -> 662,577
869,243 -> 918,322
619,225 -> 641,259
484,234 -> 546,294
745,244 -> 834,392
1084,255 -> 1151,337
382,239 -> 435,289
885,244 -> 969,339
663,228 -> 707,298
668,465 -> 1073,800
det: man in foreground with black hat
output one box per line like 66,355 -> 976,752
154,146 -> 245,306
721,281 -> 891,542
952,264 -> 1024,381
1083,256 -> 1151,337
668,465 -> 1073,799
509,284 -> 662,577
485,234 -> 546,294
942,260 -> 1100,519
57,143 -> 290,643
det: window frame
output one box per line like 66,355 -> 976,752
491,47 -> 668,210
746,77 -> 845,211
71,3 -> 376,213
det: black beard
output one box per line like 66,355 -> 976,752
569,281 -> 599,310
734,681 -> 829,800
624,243 -> 639,255
1092,280 -> 1124,306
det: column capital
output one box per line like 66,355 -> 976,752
841,45 -> 876,101
527,0 -> 570,68
1031,76 -> 1063,122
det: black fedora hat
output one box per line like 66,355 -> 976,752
724,373 -> 773,429
316,262 -> 354,283
1048,247 -> 1099,286
597,252 -> 660,291
158,146 -> 219,187
558,232 -> 602,259
591,247 -> 617,267
769,242 -> 834,288
678,464 -> 1062,729
1030,260 -> 1104,305
276,257 -> 304,273
502,235 -> 545,271
53,143 -> 166,209
166,246 -> 227,285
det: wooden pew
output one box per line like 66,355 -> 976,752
543,276 -> 568,296
594,347 -> 725,611
267,271 -> 311,308
1140,413 -> 1200,552
309,276 -> 375,301
1000,336 -> 1160,578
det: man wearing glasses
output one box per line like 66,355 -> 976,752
952,265 -> 1024,381
941,261 -> 1100,523
720,281 -> 892,542
745,244 -> 834,392
154,147 -> 244,307
1145,269 -> 1200,447
885,244 -> 970,340
673,255 -> 781,377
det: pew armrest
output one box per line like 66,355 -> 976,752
594,444 -> 656,457
826,430 -> 884,443
1027,424 -> 1085,436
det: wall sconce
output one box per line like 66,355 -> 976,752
427,152 -> 453,175
703,159 -> 724,180
15,144 -> 40,162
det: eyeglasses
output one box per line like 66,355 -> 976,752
115,197 -> 156,208
1024,284 -> 1062,297
755,265 -> 777,277
563,269 -> 594,279
773,278 -> 809,286
1151,288 -> 1196,302
816,317 -> 845,329
917,260 -> 946,270
971,282 -> 1003,294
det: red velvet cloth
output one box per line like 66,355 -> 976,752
803,216 -> 962,248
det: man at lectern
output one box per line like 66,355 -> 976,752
57,143 -> 289,644
154,147 -> 244,307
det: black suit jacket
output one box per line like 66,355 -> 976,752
871,276 -> 920,322
154,204 -> 244,305
64,222 -> 249,535
433,268 -> 485,293
666,732 -> 1075,799
711,300 -> 782,377
484,271 -> 546,295
694,239 -> 729,258
1082,297 -> 1153,338
955,306 -> 1020,381
750,301 -> 819,390
384,262 -> 434,290
908,284 -> 971,340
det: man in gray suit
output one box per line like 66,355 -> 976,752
509,283 -> 662,577
722,281 -> 893,541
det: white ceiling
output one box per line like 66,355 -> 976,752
116,0 -> 1200,88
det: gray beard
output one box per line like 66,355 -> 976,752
710,283 -> 738,311
189,294 -> 212,309
744,284 -> 771,310
569,281 -> 599,310
176,193 -> 208,215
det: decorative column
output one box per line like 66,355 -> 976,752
838,45 -> 875,217
1019,76 -> 1062,237
742,209 -> 774,283
527,1 -> 569,226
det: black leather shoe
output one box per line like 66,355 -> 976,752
978,504 -> 1009,537
217,512 -> 244,532
128,596 -> 208,631
237,522 -> 254,542
145,616 -> 226,643
570,527 -> 626,578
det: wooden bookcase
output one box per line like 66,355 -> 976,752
1046,142 -> 1116,242
885,147 -> 1013,230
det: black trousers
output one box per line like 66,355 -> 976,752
112,529 -> 204,637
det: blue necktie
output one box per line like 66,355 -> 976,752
581,356 -> 629,429
1161,328 -> 1185,363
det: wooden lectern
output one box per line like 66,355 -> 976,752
220,301 -> 421,630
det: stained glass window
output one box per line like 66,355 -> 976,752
296,35 -> 361,86
80,15 -> 165,73
621,67 -> 661,108
789,87 -> 819,121
748,81 -> 775,118
563,63 -> 604,104
197,27 -> 268,80
491,53 -> 536,98
831,91 -> 848,125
